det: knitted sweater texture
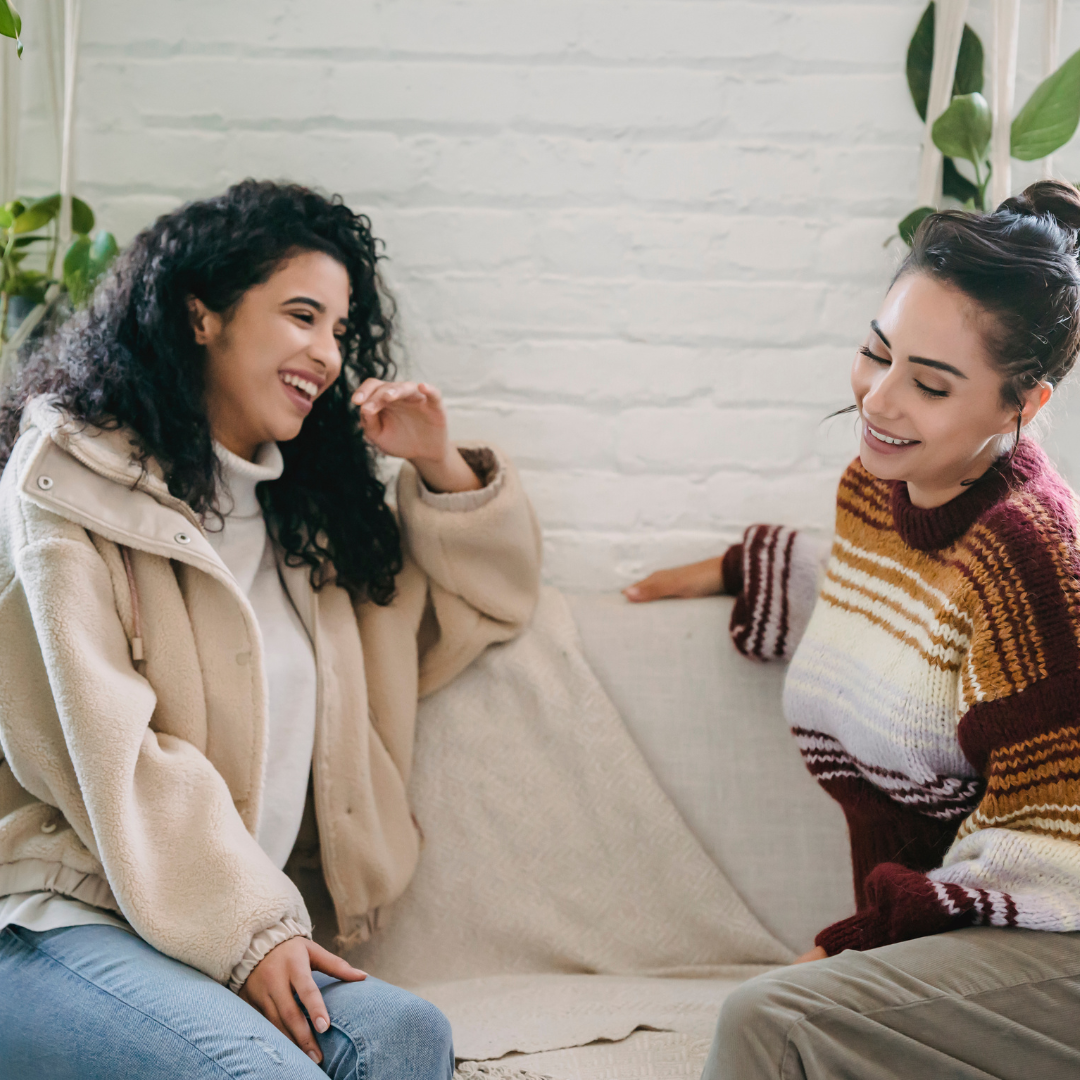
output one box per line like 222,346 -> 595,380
729,441 -> 1080,954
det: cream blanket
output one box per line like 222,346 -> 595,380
352,588 -> 792,1074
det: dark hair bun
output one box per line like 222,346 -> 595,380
901,180 -> 1080,402
1000,179 -> 1080,238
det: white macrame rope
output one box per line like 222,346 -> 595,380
989,0 -> 1020,209
56,0 -> 82,276
1042,0 -> 1064,179
917,0 -> 969,208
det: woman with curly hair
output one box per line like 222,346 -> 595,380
0,179 -> 541,1079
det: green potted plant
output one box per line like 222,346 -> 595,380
898,1 -> 1080,243
1,0 -> 119,354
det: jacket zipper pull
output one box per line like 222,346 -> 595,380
119,545 -> 146,665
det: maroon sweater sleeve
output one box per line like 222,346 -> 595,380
726,525 -> 830,662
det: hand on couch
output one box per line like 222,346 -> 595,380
623,557 -> 724,603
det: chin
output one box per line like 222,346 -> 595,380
858,447 -> 907,483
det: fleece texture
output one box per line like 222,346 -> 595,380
0,399 -> 541,988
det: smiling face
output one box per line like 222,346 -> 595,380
190,249 -> 351,461
851,272 -> 1051,508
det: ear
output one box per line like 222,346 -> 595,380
186,296 -> 221,347
1018,381 -> 1054,429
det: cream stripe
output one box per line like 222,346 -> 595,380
829,548 -> 976,639
833,537 -> 974,627
828,560 -> 970,649
821,578 -> 966,664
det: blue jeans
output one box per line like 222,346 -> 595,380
0,924 -> 454,1079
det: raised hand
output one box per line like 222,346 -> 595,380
352,379 -> 481,494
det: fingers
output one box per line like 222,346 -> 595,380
793,945 -> 829,964
306,940 -> 368,982
273,983 -> 324,1064
293,967 -> 332,1040
352,379 -> 429,417
623,571 -> 674,603
623,558 -> 724,603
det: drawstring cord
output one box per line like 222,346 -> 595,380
119,546 -> 145,663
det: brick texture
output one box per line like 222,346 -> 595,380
14,0 -> 1080,588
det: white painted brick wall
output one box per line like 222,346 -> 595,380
14,0 -> 1080,588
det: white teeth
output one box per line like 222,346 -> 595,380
281,373 -> 318,399
868,425 -> 914,446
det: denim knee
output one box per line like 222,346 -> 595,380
320,981 -> 454,1080
400,996 -> 454,1077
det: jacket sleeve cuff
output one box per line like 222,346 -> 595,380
416,446 -> 505,512
227,917 -> 311,993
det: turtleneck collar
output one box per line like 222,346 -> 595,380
889,438 -> 1048,552
214,442 -> 284,518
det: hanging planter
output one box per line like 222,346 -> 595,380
895,1 -> 1080,245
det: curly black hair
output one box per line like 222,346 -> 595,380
0,179 -> 403,604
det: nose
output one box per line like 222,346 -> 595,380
861,362 -> 902,419
310,322 -> 343,380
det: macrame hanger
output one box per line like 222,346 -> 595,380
1042,0 -> 1063,179
916,0 -> 969,209
989,0 -> 1021,209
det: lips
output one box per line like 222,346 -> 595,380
863,421 -> 920,454
278,370 -> 325,416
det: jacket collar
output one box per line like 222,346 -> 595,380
17,397 -> 227,575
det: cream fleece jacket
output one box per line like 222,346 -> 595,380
0,399 -> 542,989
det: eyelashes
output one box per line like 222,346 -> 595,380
857,346 -> 949,399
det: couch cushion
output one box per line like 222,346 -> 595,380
565,593 -> 854,954
352,588 -> 792,986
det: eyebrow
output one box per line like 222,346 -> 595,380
869,320 -> 968,380
283,295 -> 325,312
284,295 -> 349,327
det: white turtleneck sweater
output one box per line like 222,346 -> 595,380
207,441 -> 318,870
0,442 -> 317,934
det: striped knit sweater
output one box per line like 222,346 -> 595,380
727,440 -> 1080,954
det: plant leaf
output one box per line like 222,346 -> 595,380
907,4 -> 935,121
87,230 -> 118,282
932,92 -> 992,166
0,208 -> 12,230
899,206 -> 935,246
0,0 -> 23,57
71,197 -> 95,236
63,236 -> 92,306
906,3 -> 984,121
942,156 -> 980,205
13,193 -> 61,234
1011,47 -> 1080,161
954,24 -> 984,96
4,270 -> 50,304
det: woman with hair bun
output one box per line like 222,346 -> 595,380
630,180 -> 1080,1076
0,179 -> 541,1078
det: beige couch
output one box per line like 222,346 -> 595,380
353,591 -> 856,1079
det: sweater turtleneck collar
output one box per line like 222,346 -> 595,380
214,442 -> 284,518
889,438 -> 1047,552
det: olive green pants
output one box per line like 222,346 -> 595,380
703,927 -> 1080,1080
